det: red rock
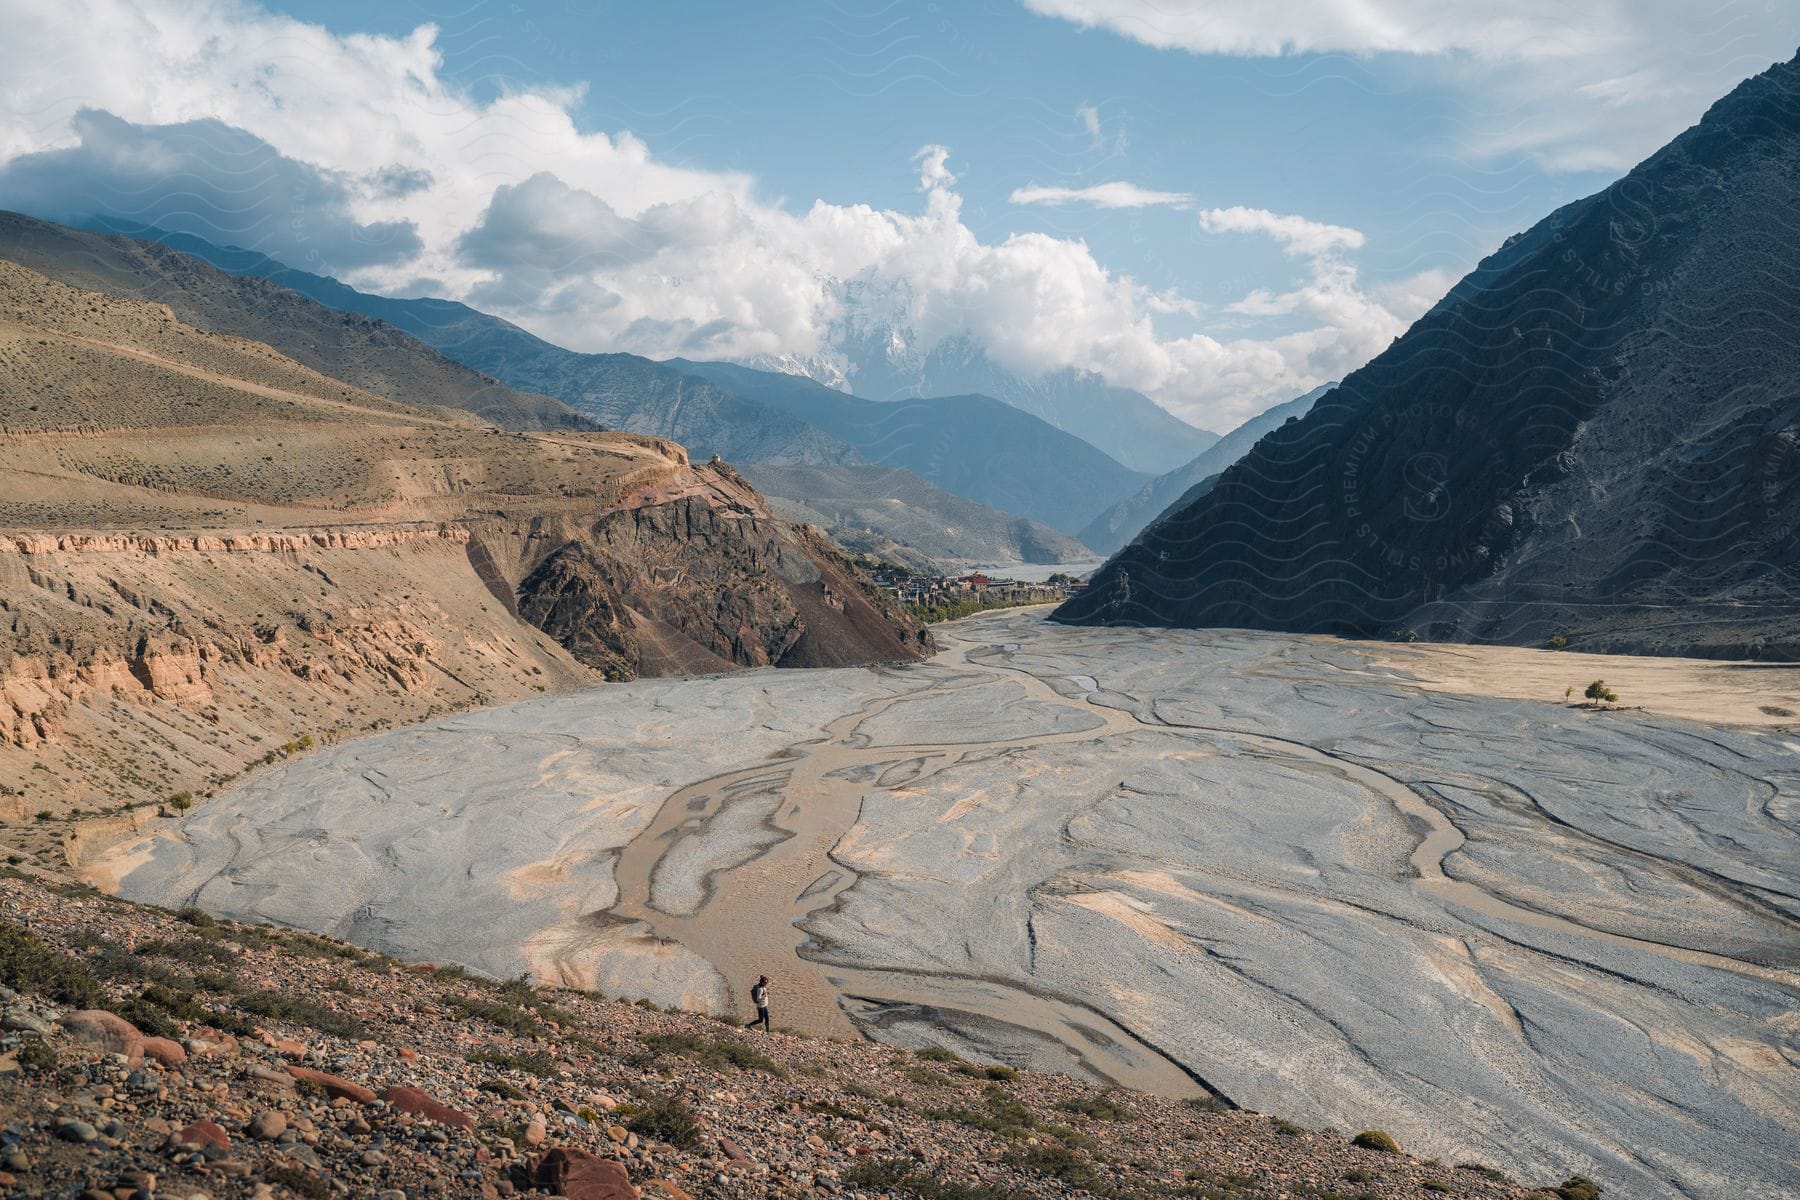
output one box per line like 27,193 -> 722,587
381,1085 -> 474,1129
397,1047 -> 418,1062
61,1011 -> 144,1063
0,1170 -> 16,1188
284,1066 -> 375,1105
140,1037 -> 186,1067
274,1039 -> 307,1060
644,1182 -> 694,1200
532,1148 -> 639,1200
718,1137 -> 749,1162
174,1120 -> 230,1150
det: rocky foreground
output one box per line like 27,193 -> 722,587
0,870 -> 1563,1200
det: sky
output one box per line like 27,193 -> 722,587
1,1 -> 1795,429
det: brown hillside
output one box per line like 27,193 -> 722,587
0,261 -> 925,841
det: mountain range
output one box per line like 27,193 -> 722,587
756,317 -> 1219,474
1059,50 -> 1800,658
70,220 -> 1152,551
1079,382 -> 1336,556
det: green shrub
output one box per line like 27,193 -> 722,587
1456,1164 -> 1511,1183
639,1031 -> 785,1076
167,791 -> 194,811
1004,1144 -> 1103,1190
1183,1093 -> 1231,1113
15,1038 -> 56,1073
479,1078 -> 528,1101
1584,680 -> 1618,704
1056,1093 -> 1134,1121
1547,634 -> 1568,650
914,1046 -> 962,1063
1351,1129 -> 1400,1153
136,937 -> 235,966
233,989 -> 365,1038
467,1047 -> 558,1077
902,1065 -> 954,1087
445,995 -> 540,1035
980,1064 -> 1017,1082
176,907 -> 219,930
1271,1117 -> 1305,1136
0,922 -> 105,1007
618,1095 -> 702,1149
1553,1176 -> 1603,1200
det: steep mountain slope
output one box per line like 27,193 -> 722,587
80,222 -> 859,466
790,328 -> 1218,473
1080,383 -> 1335,555
0,212 -> 588,432
671,359 -> 1151,536
1059,52 -> 1800,657
739,463 -> 1091,570
0,260 -> 924,819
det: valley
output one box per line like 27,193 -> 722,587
92,609 -> 1800,1200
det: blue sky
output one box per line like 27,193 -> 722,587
2,1 -> 1796,427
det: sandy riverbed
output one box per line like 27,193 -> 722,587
94,612 -> 1800,1200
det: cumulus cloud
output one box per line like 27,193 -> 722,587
1022,0 -> 1800,171
1196,207 -> 1366,257
0,0 -> 1438,427
1010,182 -> 1193,208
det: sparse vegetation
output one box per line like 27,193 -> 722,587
1553,1176 -> 1603,1200
466,1047 -> 559,1077
1351,1129 -> 1400,1153
616,1094 -> 702,1149
843,1159 -> 1012,1200
1546,634 -> 1568,649
0,921 -> 105,1007
1004,1143 -> 1105,1190
230,988 -> 366,1038
640,1031 -> 786,1077
1057,1093 -> 1135,1121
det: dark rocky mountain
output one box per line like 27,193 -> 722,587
0,212 -> 590,432
739,463 -> 1092,571
790,328 -> 1218,473
670,359 -> 1151,537
1059,52 -> 1800,658
1079,383 -> 1335,555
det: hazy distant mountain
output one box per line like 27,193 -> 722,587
1079,383 -> 1335,556
0,212 -> 590,432
753,327 -> 1217,475
1060,52 -> 1800,658
670,359 -> 1150,537
739,463 -> 1091,571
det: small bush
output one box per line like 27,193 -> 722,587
467,1047 -> 558,1077
136,937 -> 235,966
1183,1093 -> 1231,1113
1271,1117 -> 1305,1136
445,995 -> 540,1035
176,907 -> 219,930
1584,680 -> 1618,704
902,1065 -> 954,1087
1056,1093 -> 1134,1121
1456,1163 -> 1511,1183
0,922 -> 105,1007
618,1095 -> 702,1149
1351,1129 -> 1400,1153
15,1038 -> 56,1073
640,1031 -> 785,1076
1004,1144 -> 1103,1190
479,1078 -> 528,1101
1553,1176 -> 1603,1200
1547,634 -> 1567,649
914,1046 -> 963,1063
233,989 -> 365,1039
167,791 -> 194,811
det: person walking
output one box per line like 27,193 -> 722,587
744,974 -> 771,1032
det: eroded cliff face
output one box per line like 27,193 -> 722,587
0,258 -> 926,839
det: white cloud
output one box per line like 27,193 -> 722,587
0,0 -> 1439,428
1010,181 -> 1193,208
1197,207 -> 1366,257
1077,103 -> 1105,147
1022,0 -> 1800,172
913,145 -> 956,191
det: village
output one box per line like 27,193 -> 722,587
859,562 -> 1088,623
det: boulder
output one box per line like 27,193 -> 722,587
532,1148 -> 639,1200
61,1010 -> 144,1063
140,1037 -> 187,1067
380,1085 -> 474,1129
284,1066 -> 375,1105
248,1111 -> 288,1140
173,1121 -> 230,1151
